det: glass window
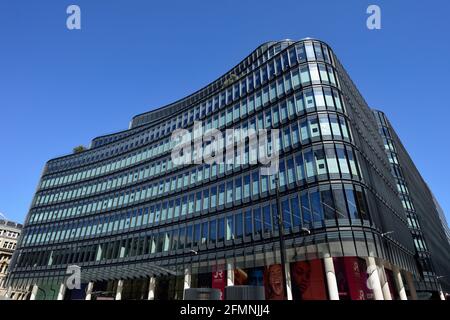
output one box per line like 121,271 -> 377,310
310,190 -> 324,223
336,146 -> 350,175
319,115 -> 332,137
300,65 -> 310,84
235,212 -> 243,238
218,218 -> 225,242
305,42 -> 315,61
243,174 -> 250,199
304,150 -> 316,178
292,69 -> 300,89
304,89 -> 315,110
244,209 -> 252,237
321,187 -> 335,220
309,64 -> 320,83
300,192 -> 311,225
254,207 -> 262,235
325,145 -> 339,174
314,148 -> 327,176
226,216 -> 234,240
295,153 -> 306,182
282,199 -> 291,229
209,220 -> 216,243
345,186 -> 359,220
263,204 -> 272,233
333,186 -> 349,219
309,117 -> 320,138
330,115 -> 342,139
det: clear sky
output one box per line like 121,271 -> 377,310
0,0 -> 449,225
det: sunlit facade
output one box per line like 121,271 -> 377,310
7,39 -> 434,300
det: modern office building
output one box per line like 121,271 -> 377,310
373,110 -> 450,299
0,219 -> 28,299
431,192 -> 450,245
6,39 -> 448,300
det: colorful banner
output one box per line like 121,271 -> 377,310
263,264 -> 286,300
290,259 -> 327,300
333,257 -> 373,300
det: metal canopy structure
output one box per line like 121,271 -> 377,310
80,262 -> 179,282
8,262 -> 180,288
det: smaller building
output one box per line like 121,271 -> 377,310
0,219 -> 27,300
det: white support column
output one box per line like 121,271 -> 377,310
147,277 -> 156,300
85,282 -> 94,300
57,283 -> 66,300
284,262 -> 293,300
393,267 -> 407,300
324,256 -> 339,300
404,272 -> 418,300
115,280 -> 124,300
226,263 -> 234,286
183,268 -> 191,300
378,265 -> 392,300
30,284 -> 38,300
366,257 -> 384,300
4,286 -> 12,299
439,290 -> 445,301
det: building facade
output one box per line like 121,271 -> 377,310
0,219 -> 27,299
7,39 -> 446,300
373,110 -> 450,299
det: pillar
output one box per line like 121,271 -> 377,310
284,262 -> 293,300
115,280 -> 124,300
439,291 -> 445,301
183,268 -> 191,300
404,272 -> 418,300
226,263 -> 234,286
4,286 -> 12,299
393,267 -> 407,300
378,264 -> 392,300
324,256 -> 339,300
30,284 -> 38,300
147,277 -> 156,300
57,283 -> 66,300
85,282 -> 94,300
366,256 -> 384,300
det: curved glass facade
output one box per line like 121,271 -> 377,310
8,39 -> 422,300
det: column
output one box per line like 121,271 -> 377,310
115,280 -> 124,300
57,283 -> 66,300
284,262 -> 293,300
404,272 -> 418,300
147,277 -> 156,300
183,268 -> 191,300
323,256 -> 339,300
378,265 -> 392,300
85,282 -> 94,300
439,291 -> 445,301
393,267 -> 407,300
30,284 -> 39,300
226,263 -> 234,286
366,257 -> 384,300
4,286 -> 12,299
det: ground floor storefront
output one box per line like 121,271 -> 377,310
27,255 -> 420,300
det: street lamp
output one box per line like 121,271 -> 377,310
381,231 -> 394,237
273,174 -> 288,299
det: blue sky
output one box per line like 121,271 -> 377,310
0,0 -> 449,225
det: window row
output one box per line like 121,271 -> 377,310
41,58 -> 341,189
25,144 -> 362,243
18,183 -> 371,267
35,111 -> 352,208
49,41 -> 333,172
